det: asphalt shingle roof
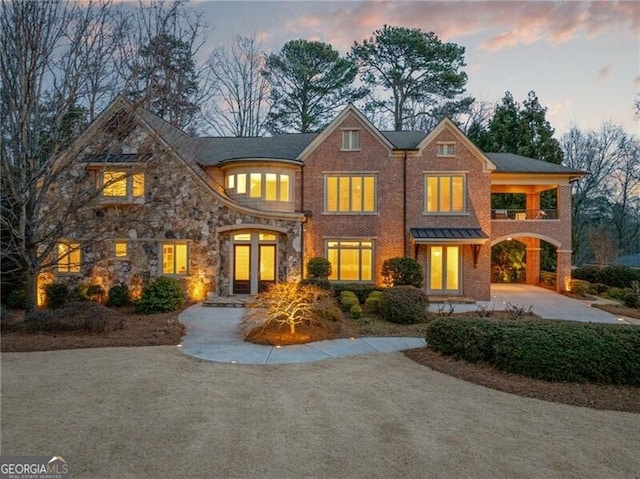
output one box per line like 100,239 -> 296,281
486,152 -> 585,175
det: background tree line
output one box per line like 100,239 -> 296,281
1,0 -> 638,310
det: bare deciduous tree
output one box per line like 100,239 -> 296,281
203,35 -> 271,137
0,1 -> 151,312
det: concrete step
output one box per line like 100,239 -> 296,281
203,295 -> 255,308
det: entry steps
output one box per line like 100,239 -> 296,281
203,294 -> 256,308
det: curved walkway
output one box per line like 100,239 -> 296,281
179,305 -> 426,365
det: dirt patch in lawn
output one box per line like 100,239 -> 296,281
1,306 -> 184,352
405,347 -> 640,413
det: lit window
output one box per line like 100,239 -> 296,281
57,242 -> 81,273
249,173 -> 262,198
237,174 -> 247,194
425,175 -> 465,213
325,175 -> 376,213
342,130 -> 360,150
115,242 -> 127,257
437,143 -> 455,156
233,233 -> 251,241
259,233 -> 277,241
102,171 -> 145,198
227,174 -> 235,189
265,173 -> 277,201
162,243 -> 188,275
327,240 -> 372,281
280,174 -> 289,202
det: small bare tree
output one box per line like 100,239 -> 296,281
203,35 -> 271,137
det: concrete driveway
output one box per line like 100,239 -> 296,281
435,284 -> 625,324
2,347 -> 639,478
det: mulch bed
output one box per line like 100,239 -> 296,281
405,347 -> 640,413
1,307 -> 184,352
245,320 -> 346,346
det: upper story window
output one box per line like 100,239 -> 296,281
226,172 -> 291,202
162,243 -> 188,275
437,142 -> 455,157
57,241 -> 81,273
325,174 -> 376,213
341,130 -> 360,151
425,174 -> 466,214
102,171 -> 145,199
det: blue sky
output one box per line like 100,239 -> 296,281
191,0 -> 639,136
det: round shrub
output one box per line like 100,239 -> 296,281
307,257 -> 332,279
379,286 -> 428,324
331,283 -> 378,303
622,290 -> 640,309
364,296 -> 380,313
135,276 -> 185,313
570,279 -> 591,297
45,283 -> 71,309
368,291 -> 384,300
381,257 -> 424,287
5,289 -> 27,310
340,290 -> 357,299
341,294 -> 359,312
349,303 -> 363,319
107,284 -> 131,307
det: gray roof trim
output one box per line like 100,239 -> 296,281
486,152 -> 586,175
82,153 -> 152,163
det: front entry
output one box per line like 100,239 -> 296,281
232,232 -> 277,294
427,245 -> 460,295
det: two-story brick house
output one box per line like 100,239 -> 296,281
42,97 -> 583,303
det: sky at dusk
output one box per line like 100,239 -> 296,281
188,0 -> 639,137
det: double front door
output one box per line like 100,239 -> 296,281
232,232 -> 277,294
427,245 -> 460,295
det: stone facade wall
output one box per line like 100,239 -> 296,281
53,124 -> 302,300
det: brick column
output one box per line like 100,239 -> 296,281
526,192 -> 540,216
524,237 -> 541,285
556,249 -> 573,292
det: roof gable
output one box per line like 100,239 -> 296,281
416,117 -> 496,172
297,104 -> 394,161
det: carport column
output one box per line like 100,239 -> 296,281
556,250 -> 573,293
524,237 -> 541,285
526,192 -> 540,215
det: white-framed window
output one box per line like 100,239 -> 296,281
437,142 -> 455,157
327,240 -> 373,281
102,171 -> 145,199
57,241 -> 81,273
425,174 -> 466,213
325,174 -> 376,213
162,243 -> 188,275
341,130 -> 360,151
115,241 -> 128,258
226,172 -> 292,202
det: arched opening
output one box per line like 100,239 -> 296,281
492,239 -> 526,283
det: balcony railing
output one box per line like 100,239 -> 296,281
491,209 -> 557,220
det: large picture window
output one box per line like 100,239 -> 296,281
102,171 -> 145,199
325,175 -> 376,213
57,241 -> 81,273
425,174 -> 465,213
327,240 -> 373,281
226,172 -> 291,202
162,243 -> 188,275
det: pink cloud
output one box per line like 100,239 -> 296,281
281,1 -> 639,53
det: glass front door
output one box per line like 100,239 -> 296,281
232,232 -> 278,295
233,245 -> 251,294
428,245 -> 460,295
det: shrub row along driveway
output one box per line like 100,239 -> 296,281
2,347 -> 638,478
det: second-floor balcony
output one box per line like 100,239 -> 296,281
491,209 -> 558,220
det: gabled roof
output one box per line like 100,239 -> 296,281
487,152 -> 586,175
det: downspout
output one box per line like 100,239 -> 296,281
403,150 -> 408,256
300,164 -> 305,280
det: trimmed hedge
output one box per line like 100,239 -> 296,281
331,283 -> 380,303
573,266 -> 640,288
379,286 -> 428,324
426,317 -> 640,385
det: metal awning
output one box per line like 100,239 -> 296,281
410,228 -> 489,244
